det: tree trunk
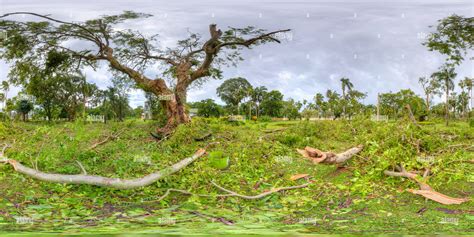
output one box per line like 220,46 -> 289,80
157,88 -> 191,135
470,88 -> 473,117
445,80 -> 449,126
426,94 -> 430,112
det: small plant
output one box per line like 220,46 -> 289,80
208,151 -> 230,170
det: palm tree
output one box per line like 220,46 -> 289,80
431,66 -> 456,126
312,93 -> 324,117
461,77 -> 473,113
340,78 -> 353,116
458,77 -> 473,118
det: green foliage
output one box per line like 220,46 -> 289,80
379,89 -> 427,119
257,115 -> 272,122
208,151 -> 230,170
0,119 -> 472,234
216,77 -> 252,114
260,90 -> 284,117
190,99 -> 223,118
424,14 -> 473,66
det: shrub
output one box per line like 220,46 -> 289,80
258,115 -> 272,122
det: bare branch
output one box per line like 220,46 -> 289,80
210,181 -> 310,200
1,148 -> 206,189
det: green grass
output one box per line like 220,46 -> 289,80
0,118 -> 472,235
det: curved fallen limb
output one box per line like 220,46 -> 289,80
88,130 -> 125,150
210,181 -> 310,200
152,182 -> 311,202
1,148 -> 206,189
407,189 -> 470,205
297,145 -> 363,164
384,164 -> 469,205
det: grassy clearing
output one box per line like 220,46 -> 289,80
0,119 -> 472,235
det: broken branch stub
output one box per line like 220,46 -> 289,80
297,145 -> 363,164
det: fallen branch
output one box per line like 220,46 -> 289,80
407,189 -> 470,205
88,130 -> 125,150
188,211 -> 234,225
383,165 -> 431,190
405,104 -> 421,128
194,133 -> 212,141
297,145 -> 363,164
1,148 -> 206,189
210,181 -> 310,200
384,164 -> 469,205
151,182 -> 310,202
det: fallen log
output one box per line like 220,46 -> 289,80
0,146 -> 206,189
297,145 -> 363,164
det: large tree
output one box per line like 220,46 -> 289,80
423,14 -> 473,67
260,90 -> 284,117
16,99 -> 33,121
192,99 -> 223,118
418,76 -> 441,112
216,77 -> 253,115
0,11 -> 289,134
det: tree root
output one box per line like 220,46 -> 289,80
1,146 -> 207,189
384,164 -> 470,205
297,145 -> 363,164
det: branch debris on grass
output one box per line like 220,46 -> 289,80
1,144 -> 207,189
384,165 -> 470,205
297,145 -> 363,164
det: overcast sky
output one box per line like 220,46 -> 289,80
1,0 -> 473,107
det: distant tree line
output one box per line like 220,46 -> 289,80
0,14 -> 471,125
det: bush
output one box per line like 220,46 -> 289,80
469,117 -> 474,127
257,115 -> 272,122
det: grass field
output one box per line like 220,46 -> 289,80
0,118 -> 472,235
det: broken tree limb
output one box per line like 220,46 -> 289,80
297,145 -> 363,164
88,130 -> 124,150
407,189 -> 470,205
210,181 -> 310,200
384,165 -> 470,205
147,182 -> 311,202
384,165 -> 432,190
0,148 -> 206,189
404,104 -> 421,128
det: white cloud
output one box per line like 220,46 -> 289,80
1,0 -> 473,108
